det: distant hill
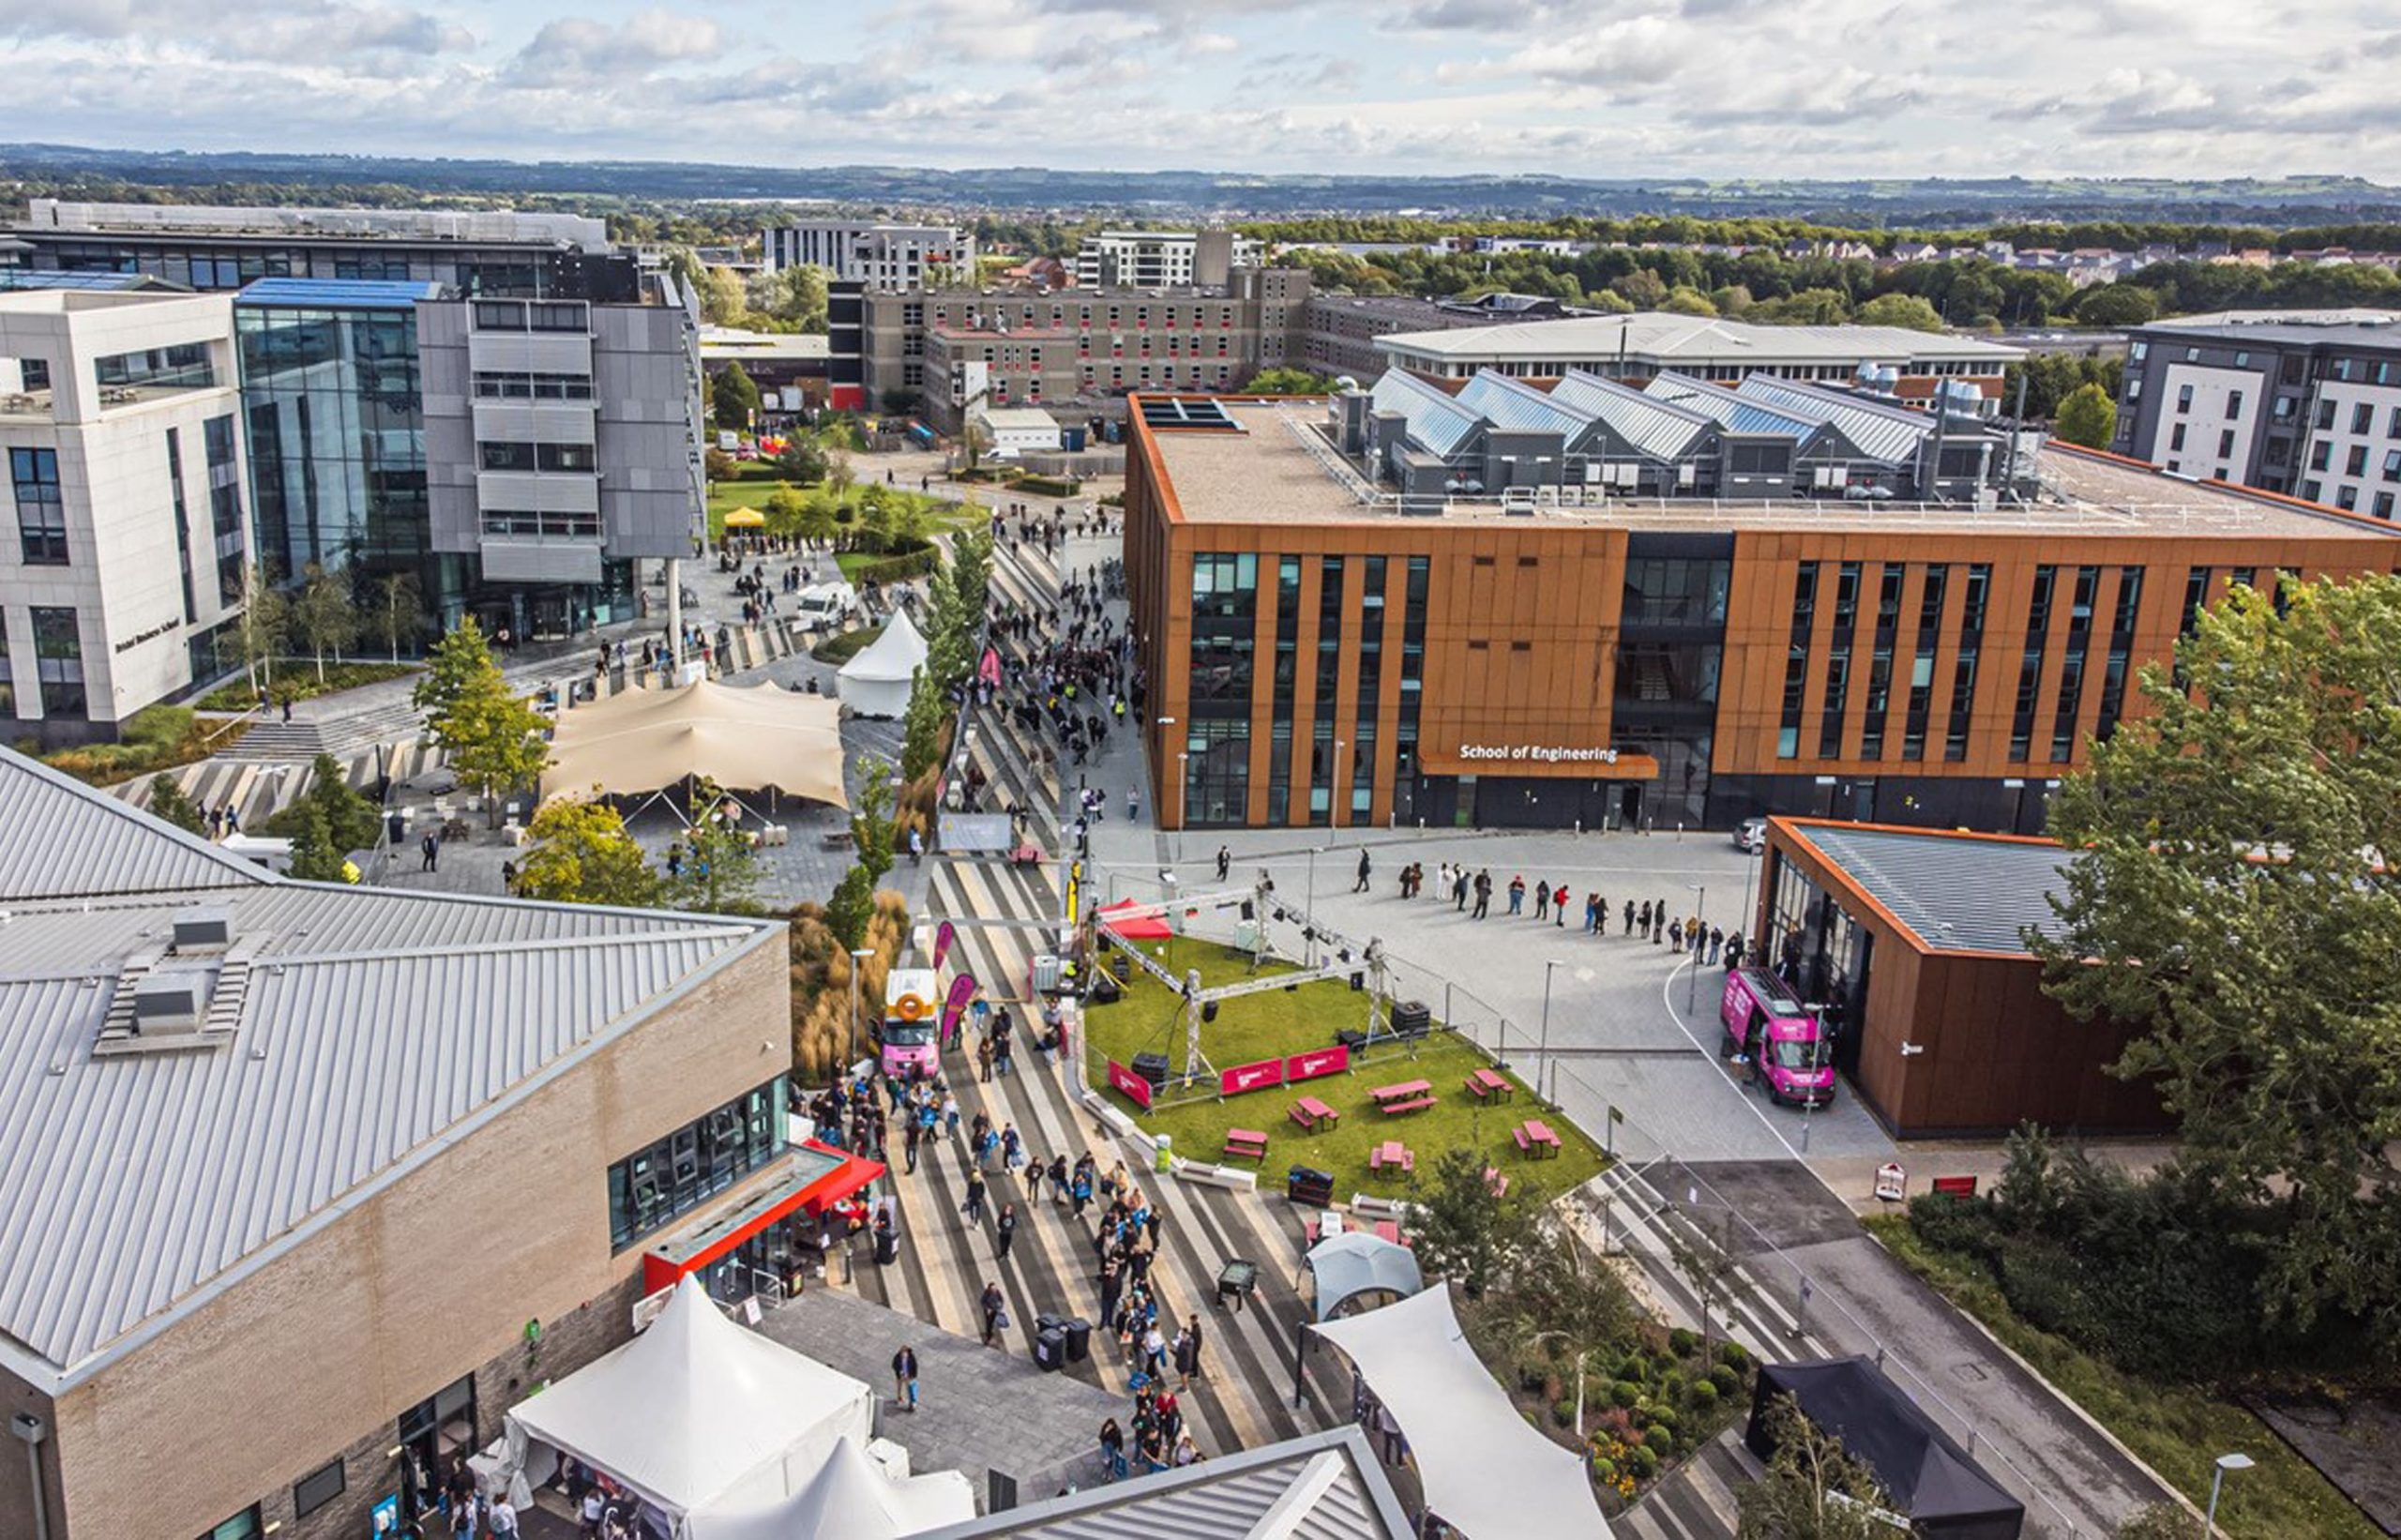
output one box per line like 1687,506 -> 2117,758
4,143 -> 2396,226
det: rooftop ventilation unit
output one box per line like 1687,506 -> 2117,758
172,906 -> 234,952
132,970 -> 209,1031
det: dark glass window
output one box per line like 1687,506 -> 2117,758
1818,561 -> 1861,758
95,341 -> 215,390
1188,553 -> 1258,717
1185,717 -> 1249,826
2093,566 -> 2145,743
1777,562 -> 1819,760
168,428 -> 197,624
606,1077 -> 785,1250
1945,564 -> 1990,762
1859,564 -> 1904,760
293,1458 -> 345,1519
1621,558 -> 1729,626
2009,566 -> 2058,762
1393,554 -> 1428,823
10,446 -> 67,565
31,607 -> 84,719
1903,565 -> 1948,761
197,1506 -> 263,1540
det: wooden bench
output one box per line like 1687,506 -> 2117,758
1368,1080 -> 1431,1104
1512,1120 -> 1563,1159
1378,1095 -> 1437,1115
1369,1140 -> 1413,1175
1223,1129 -> 1269,1162
1483,1166 -> 1510,1199
1464,1067 -> 1513,1102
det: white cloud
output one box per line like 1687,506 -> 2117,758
508,8 -> 724,86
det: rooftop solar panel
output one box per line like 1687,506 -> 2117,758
234,278 -> 445,310
1138,398 -> 1245,431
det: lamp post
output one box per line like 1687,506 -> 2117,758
1684,883 -> 1707,1012
2205,1452 -> 2254,1537
1330,739 -> 1346,829
848,946 -> 874,1070
1155,716 -> 1176,834
1176,751 -> 1190,830
1539,959 -> 1562,1108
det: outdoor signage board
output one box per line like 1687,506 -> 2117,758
1220,1057 -> 1286,1096
1287,1045 -> 1350,1082
1108,1058 -> 1155,1110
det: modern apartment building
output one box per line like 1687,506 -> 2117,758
762,220 -> 974,289
238,275 -> 704,642
0,288 -> 250,743
1072,229 -> 1261,289
2111,310 -> 2401,517
1374,312 -> 2022,402
0,747 -> 883,1540
11,201 -> 625,299
864,266 -> 1313,430
1122,387 -> 2401,837
1296,293 -> 1578,384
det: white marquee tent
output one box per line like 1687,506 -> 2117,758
542,678 -> 849,809
1313,1283 -> 1610,1540
504,1277 -> 875,1532
838,608 -> 930,718
684,1436 -> 975,1540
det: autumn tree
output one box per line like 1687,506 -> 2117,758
515,793 -> 662,907
1736,1396 -> 1896,1540
416,620 -> 550,826
374,570 -> 430,662
2033,575 -> 2401,1346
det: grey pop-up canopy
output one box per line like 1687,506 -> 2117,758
1745,1356 -> 2024,1540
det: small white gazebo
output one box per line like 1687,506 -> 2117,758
838,608 -> 930,718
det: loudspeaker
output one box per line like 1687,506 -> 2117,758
1202,1001 -> 1219,1022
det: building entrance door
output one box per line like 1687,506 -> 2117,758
1616,783 -> 1644,832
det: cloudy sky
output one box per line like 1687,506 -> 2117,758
1,0 -> 2394,179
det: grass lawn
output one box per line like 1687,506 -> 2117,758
1082,937 -> 1605,1200
1866,1215 -> 2379,1540
810,623 -> 883,665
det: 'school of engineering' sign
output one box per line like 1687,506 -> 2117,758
1457,745 -> 1622,764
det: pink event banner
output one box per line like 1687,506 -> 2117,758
1287,1045 -> 1351,1082
1219,1057 -> 1286,1097
1107,1059 -> 1155,1110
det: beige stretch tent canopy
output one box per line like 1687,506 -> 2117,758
545,677 -> 850,809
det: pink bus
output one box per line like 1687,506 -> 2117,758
1719,966 -> 1835,1109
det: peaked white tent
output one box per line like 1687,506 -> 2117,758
1303,1230 -> 1424,1321
542,678 -> 849,809
1314,1283 -> 1610,1540
505,1277 -> 874,1532
838,608 -> 930,718
685,1437 -> 975,1540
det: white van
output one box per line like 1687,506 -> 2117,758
793,583 -> 858,629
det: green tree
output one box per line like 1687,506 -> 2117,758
671,778 -> 767,915
231,560 -> 292,702
374,570 -> 430,662
2076,282 -> 2160,326
900,666 -> 948,782
1609,268 -> 1669,309
1408,1146 -> 1538,1297
762,486 -> 807,540
515,793 -> 662,907
291,563 -> 360,684
1246,366 -> 1338,394
796,491 -> 840,547
1660,285 -> 1718,316
776,435 -> 828,484
2052,383 -> 2118,447
286,804 -> 344,882
146,774 -> 206,836
1735,1395 -> 1895,1540
304,751 -> 382,853
746,264 -> 828,331
2033,575 -> 2401,1344
824,863 -> 877,950
712,362 -> 761,432
1489,1225 -> 1637,1437
696,265 -> 747,326
850,757 -> 897,884
1851,293 -> 1946,332
417,621 -> 551,827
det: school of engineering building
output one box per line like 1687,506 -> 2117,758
0,747 -> 879,1540
1124,378 -> 2401,836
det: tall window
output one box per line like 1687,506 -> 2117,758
2009,566 -> 2058,762
1309,557 -> 1344,824
10,447 -> 67,565
1185,553 -> 1257,826
167,429 -> 197,625
1777,563 -> 1819,759
31,608 -> 83,719
2049,566 -> 2101,762
1858,564 -> 1904,760
1945,564 -> 1990,762
0,617 -> 13,717
2093,566 -> 2145,742
1818,561 -> 1861,758
606,1078 -> 784,1250
1902,565 -> 1947,761
1353,556 -> 1385,817
1267,557 -> 1300,823
204,415 -> 244,606
1393,555 -> 1428,823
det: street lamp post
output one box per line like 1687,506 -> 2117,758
1176,751 -> 1189,830
2205,1452 -> 2254,1538
848,946 -> 874,1071
1539,959 -> 1562,1108
1330,739 -> 1346,829
1684,883 -> 1708,1012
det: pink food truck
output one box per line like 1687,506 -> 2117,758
1719,966 -> 1835,1109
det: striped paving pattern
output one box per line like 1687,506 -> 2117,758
823,853 -> 1350,1458
1614,1429 -> 1753,1540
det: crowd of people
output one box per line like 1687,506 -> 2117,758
1386,859 -> 1752,968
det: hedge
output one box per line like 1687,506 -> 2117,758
1017,474 -> 1081,497
853,548 -> 940,585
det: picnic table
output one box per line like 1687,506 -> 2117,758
1306,1214 -> 1406,1247
1223,1128 -> 1269,1163
1290,1095 -> 1339,1132
1465,1067 -> 1514,1103
1368,1140 -> 1414,1176
1369,1080 -> 1437,1116
1511,1118 -> 1563,1159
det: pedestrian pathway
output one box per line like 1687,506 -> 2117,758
1614,1429 -> 1754,1540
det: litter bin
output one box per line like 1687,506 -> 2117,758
1034,1325 -> 1066,1373
1065,1318 -> 1093,1363
1286,1166 -> 1336,1207
1154,1134 -> 1174,1173
874,1228 -> 899,1267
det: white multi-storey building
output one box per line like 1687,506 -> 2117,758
762,221 -> 974,289
0,288 -> 249,741
1073,230 -> 1261,289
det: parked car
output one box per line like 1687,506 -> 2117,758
1734,817 -> 1768,853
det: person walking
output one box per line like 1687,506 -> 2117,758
892,1345 -> 920,1413
996,1202 -> 1019,1260
1454,866 -> 1470,912
1352,849 -> 1372,893
961,1169 -> 988,1226
980,1281 -> 1006,1346
1216,845 -> 1231,883
420,831 -> 440,873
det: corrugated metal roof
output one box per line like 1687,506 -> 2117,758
0,751 -> 272,901
1375,311 -> 2022,365
1790,823 -> 2072,954
915,1427 -> 1410,1539
1552,370 -> 1713,461
1456,370 -> 1588,439
1643,372 -> 1817,440
1370,368 -> 1482,457
1736,375 -> 1929,465
0,749 -> 773,1386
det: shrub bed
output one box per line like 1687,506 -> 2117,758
43,706 -> 248,786
196,660 -> 418,712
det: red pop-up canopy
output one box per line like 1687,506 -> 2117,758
1096,898 -> 1172,941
